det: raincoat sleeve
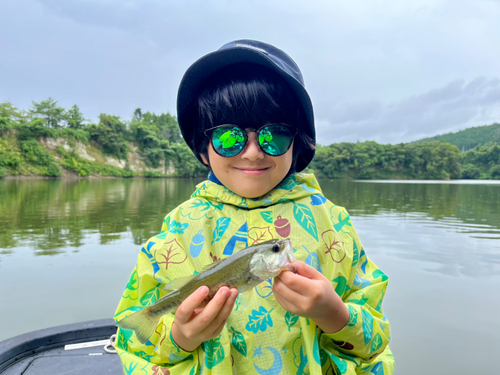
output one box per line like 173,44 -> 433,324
113,212 -> 195,369
320,208 -> 392,363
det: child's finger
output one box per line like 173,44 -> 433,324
190,287 -> 231,330
293,261 -> 324,279
216,288 -> 238,320
273,275 -> 305,304
276,268 -> 316,295
175,286 -> 209,325
203,288 -> 238,337
273,285 -> 301,316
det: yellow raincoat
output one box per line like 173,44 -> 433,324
114,173 -> 394,374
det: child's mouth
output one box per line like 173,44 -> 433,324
235,167 -> 269,175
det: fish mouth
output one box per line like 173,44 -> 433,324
281,239 -> 297,272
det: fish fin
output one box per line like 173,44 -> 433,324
239,289 -> 253,312
163,275 -> 197,291
200,259 -> 224,272
116,307 -> 161,345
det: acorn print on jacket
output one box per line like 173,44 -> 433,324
274,215 -> 291,238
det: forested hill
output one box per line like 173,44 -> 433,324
0,99 -> 209,178
1,99 -> 499,180
412,122 -> 500,151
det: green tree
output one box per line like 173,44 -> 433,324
170,143 -> 208,177
461,164 -> 480,179
0,102 -> 23,135
66,104 -> 87,129
0,101 -> 23,120
29,98 -> 66,128
89,113 -> 128,160
312,140 -> 461,179
129,109 -> 182,168
462,144 -> 500,178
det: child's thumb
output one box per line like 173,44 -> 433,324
294,261 -> 322,279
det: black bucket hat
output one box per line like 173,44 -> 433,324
176,39 -> 315,172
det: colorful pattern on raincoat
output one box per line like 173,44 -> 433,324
114,173 -> 394,375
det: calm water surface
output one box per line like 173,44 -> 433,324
1,177 -> 499,374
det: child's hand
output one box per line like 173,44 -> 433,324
171,286 -> 238,352
273,261 -> 350,334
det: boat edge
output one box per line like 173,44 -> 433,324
0,319 -> 117,373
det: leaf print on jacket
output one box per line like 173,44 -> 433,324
260,211 -> 273,224
155,239 -> 187,271
330,208 -> 352,233
310,194 -> 327,206
140,242 -> 160,277
332,275 -> 348,297
246,306 -> 274,333
322,229 -> 346,263
370,333 -> 383,353
212,217 -> 231,245
276,175 -> 296,190
167,220 -> 189,234
361,310 -> 374,345
122,270 -> 138,300
292,201 -> 318,241
354,274 -> 372,289
303,245 -> 322,272
230,326 -> 248,357
202,336 -> 225,369
180,198 -> 223,220
140,283 -> 161,307
248,226 -> 274,245
117,328 -> 133,351
361,362 -> 384,375
347,305 -> 358,327
284,311 -> 299,332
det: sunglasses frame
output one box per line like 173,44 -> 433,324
204,123 -> 297,158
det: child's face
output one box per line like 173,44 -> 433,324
201,132 -> 293,198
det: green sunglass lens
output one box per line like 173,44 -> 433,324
212,126 -> 246,156
259,125 -> 293,156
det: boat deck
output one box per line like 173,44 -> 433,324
0,319 -> 122,375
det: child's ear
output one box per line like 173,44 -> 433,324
200,153 -> 209,166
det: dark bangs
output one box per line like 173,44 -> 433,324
192,63 -> 314,169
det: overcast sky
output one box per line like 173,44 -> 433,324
1,0 -> 499,145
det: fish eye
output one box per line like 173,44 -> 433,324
272,244 -> 280,253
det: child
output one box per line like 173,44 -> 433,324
114,40 -> 394,375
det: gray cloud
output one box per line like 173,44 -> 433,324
316,77 -> 500,144
1,0 -> 499,144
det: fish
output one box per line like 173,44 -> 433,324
116,238 -> 296,344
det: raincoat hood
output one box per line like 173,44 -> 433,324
192,172 -> 323,209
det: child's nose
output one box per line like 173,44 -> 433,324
240,132 -> 265,161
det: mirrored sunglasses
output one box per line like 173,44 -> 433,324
204,124 -> 297,158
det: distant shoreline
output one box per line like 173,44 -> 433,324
0,174 -> 205,180
355,179 -> 500,185
2,174 -> 499,184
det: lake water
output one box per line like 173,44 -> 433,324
1,177 -> 499,374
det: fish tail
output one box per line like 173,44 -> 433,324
116,307 -> 161,345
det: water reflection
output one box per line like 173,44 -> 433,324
0,178 -> 203,255
0,178 -> 498,259
320,179 -> 500,236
